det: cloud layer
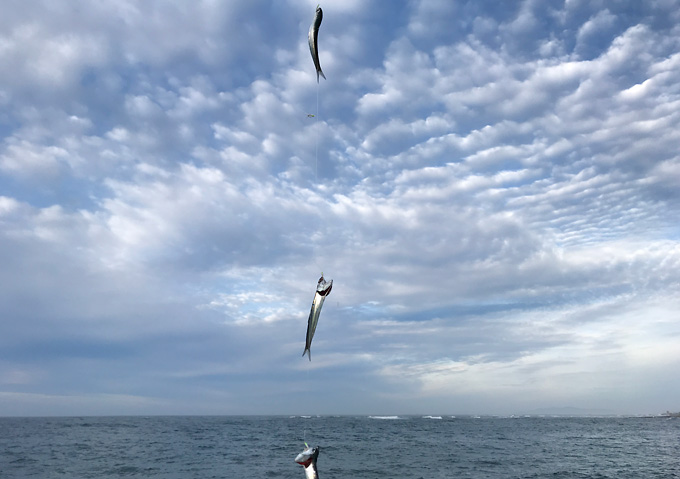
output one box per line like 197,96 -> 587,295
1,0 -> 679,416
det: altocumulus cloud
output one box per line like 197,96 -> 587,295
0,0 -> 679,416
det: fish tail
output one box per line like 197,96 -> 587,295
319,69 -> 326,80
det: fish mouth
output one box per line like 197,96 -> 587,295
295,445 -> 319,468
317,280 -> 332,296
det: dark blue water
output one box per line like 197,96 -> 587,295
0,415 -> 678,478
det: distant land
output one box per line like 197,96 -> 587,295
521,407 -> 622,417
520,407 -> 680,417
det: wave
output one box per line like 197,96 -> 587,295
368,415 -> 401,420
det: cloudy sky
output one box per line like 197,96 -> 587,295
1,0 -> 679,417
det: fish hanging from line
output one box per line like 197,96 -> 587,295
295,444 -> 320,479
308,5 -> 326,82
302,273 -> 333,361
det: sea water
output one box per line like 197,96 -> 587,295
0,415 -> 678,478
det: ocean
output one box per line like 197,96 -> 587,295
0,415 -> 678,478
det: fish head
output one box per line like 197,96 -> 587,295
316,278 -> 332,296
295,445 -> 319,468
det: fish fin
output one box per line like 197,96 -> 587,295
319,70 -> 326,80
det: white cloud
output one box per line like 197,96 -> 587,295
0,140 -> 67,178
376,293 -> 680,413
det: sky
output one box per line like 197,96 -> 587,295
1,0 -> 679,417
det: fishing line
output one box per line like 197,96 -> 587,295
304,360 -> 310,443
312,79 -> 326,275
315,79 -> 320,181
312,82 -> 323,274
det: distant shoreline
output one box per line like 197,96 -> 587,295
1,413 -> 679,419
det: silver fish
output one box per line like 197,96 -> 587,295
302,274 -> 333,361
295,444 -> 320,479
308,5 -> 326,82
